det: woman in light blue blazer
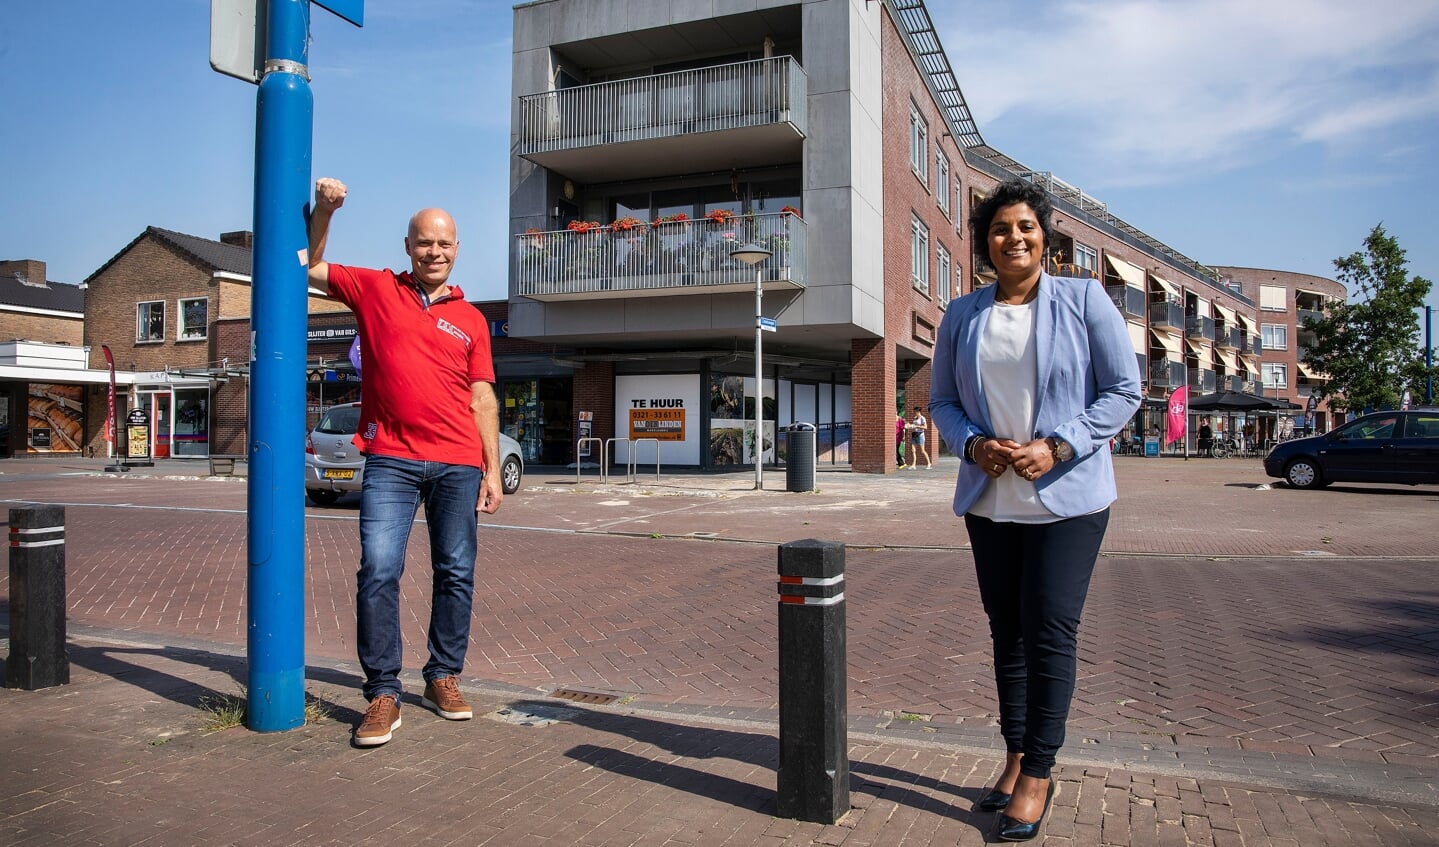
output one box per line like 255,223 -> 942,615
931,179 -> 1140,841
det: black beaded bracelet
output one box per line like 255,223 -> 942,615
964,435 -> 983,463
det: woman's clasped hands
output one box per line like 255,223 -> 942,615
975,437 -> 1055,482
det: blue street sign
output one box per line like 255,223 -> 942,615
760,316 -> 778,332
313,0 -> 363,25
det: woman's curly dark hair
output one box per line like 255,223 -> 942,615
968,179 -> 1056,270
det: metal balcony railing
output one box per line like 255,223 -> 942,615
1185,315 -> 1215,342
1149,359 -> 1185,388
514,211 -> 807,300
1296,307 -> 1323,329
1188,367 -> 1217,394
517,56 -> 808,154
1223,374 -> 1244,392
1149,301 -> 1184,331
1215,325 -> 1240,349
1105,285 -> 1145,319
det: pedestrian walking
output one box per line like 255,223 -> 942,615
930,178 -> 1140,841
896,412 -> 908,468
308,177 -> 505,747
909,407 -> 932,468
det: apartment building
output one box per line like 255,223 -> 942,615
1217,267 -> 1345,433
507,0 -> 1316,471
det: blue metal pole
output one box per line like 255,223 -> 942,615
247,0 -> 312,731
1426,305 -> 1433,406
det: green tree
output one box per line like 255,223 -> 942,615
1302,224 -> 1434,412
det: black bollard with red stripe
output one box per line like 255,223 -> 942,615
776,538 -> 849,823
6,505 -> 69,690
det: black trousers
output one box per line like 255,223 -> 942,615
964,508 -> 1109,779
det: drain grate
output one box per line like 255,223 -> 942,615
551,688 -> 621,705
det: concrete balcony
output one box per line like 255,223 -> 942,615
514,211 -> 806,301
517,56 -> 807,183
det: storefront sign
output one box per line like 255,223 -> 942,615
29,428 -> 51,449
629,407 -> 685,441
306,325 -> 358,343
615,376 -> 701,464
126,408 -> 151,460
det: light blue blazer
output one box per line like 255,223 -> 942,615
930,273 -> 1142,518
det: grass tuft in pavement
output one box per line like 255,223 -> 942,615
199,687 -> 335,733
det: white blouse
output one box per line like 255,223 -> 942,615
971,299 -> 1055,523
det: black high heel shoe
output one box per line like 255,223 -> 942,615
996,778 -> 1054,842
975,788 -> 1011,812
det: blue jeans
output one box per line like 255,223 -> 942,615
964,509 -> 1109,779
356,454 -> 482,701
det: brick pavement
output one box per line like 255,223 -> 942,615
2,457 -> 1438,844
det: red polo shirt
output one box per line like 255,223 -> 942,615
326,264 -> 494,469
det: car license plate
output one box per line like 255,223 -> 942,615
322,469 -> 355,480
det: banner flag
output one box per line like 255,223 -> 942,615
101,344 -> 117,446
1165,385 -> 1188,445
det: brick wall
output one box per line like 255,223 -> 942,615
82,235 -> 218,373
0,311 -> 81,345
850,336 -> 895,473
573,361 -> 614,453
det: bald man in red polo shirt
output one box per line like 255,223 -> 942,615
308,177 -> 502,747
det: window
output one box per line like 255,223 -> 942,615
936,151 -> 950,215
909,103 -> 928,184
911,215 -> 929,295
1260,284 -> 1287,312
179,297 -> 208,340
1405,413 -> 1439,439
1339,416 -> 1397,441
1261,362 -> 1288,389
1261,323 -> 1287,351
937,244 -> 951,308
1074,243 -> 1098,276
136,301 -> 165,342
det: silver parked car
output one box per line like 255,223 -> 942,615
305,402 -> 525,506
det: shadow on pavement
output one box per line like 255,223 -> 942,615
1287,591 -> 1439,722
65,643 -> 366,724
553,703 -> 988,835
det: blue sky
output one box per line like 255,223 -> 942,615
2,0 -> 1436,332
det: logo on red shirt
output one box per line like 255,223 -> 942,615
435,318 -> 471,347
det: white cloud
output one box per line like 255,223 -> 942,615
933,0 -> 1439,180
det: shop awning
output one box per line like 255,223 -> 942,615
1127,321 -> 1148,355
1104,254 -> 1146,288
1151,329 -> 1183,360
1151,273 -> 1181,300
1216,348 -> 1240,371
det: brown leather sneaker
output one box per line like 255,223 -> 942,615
421,676 -> 473,720
354,694 -> 401,747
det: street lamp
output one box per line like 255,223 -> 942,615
730,242 -> 773,491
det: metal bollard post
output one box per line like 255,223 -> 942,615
776,538 -> 849,823
6,505 -> 69,690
